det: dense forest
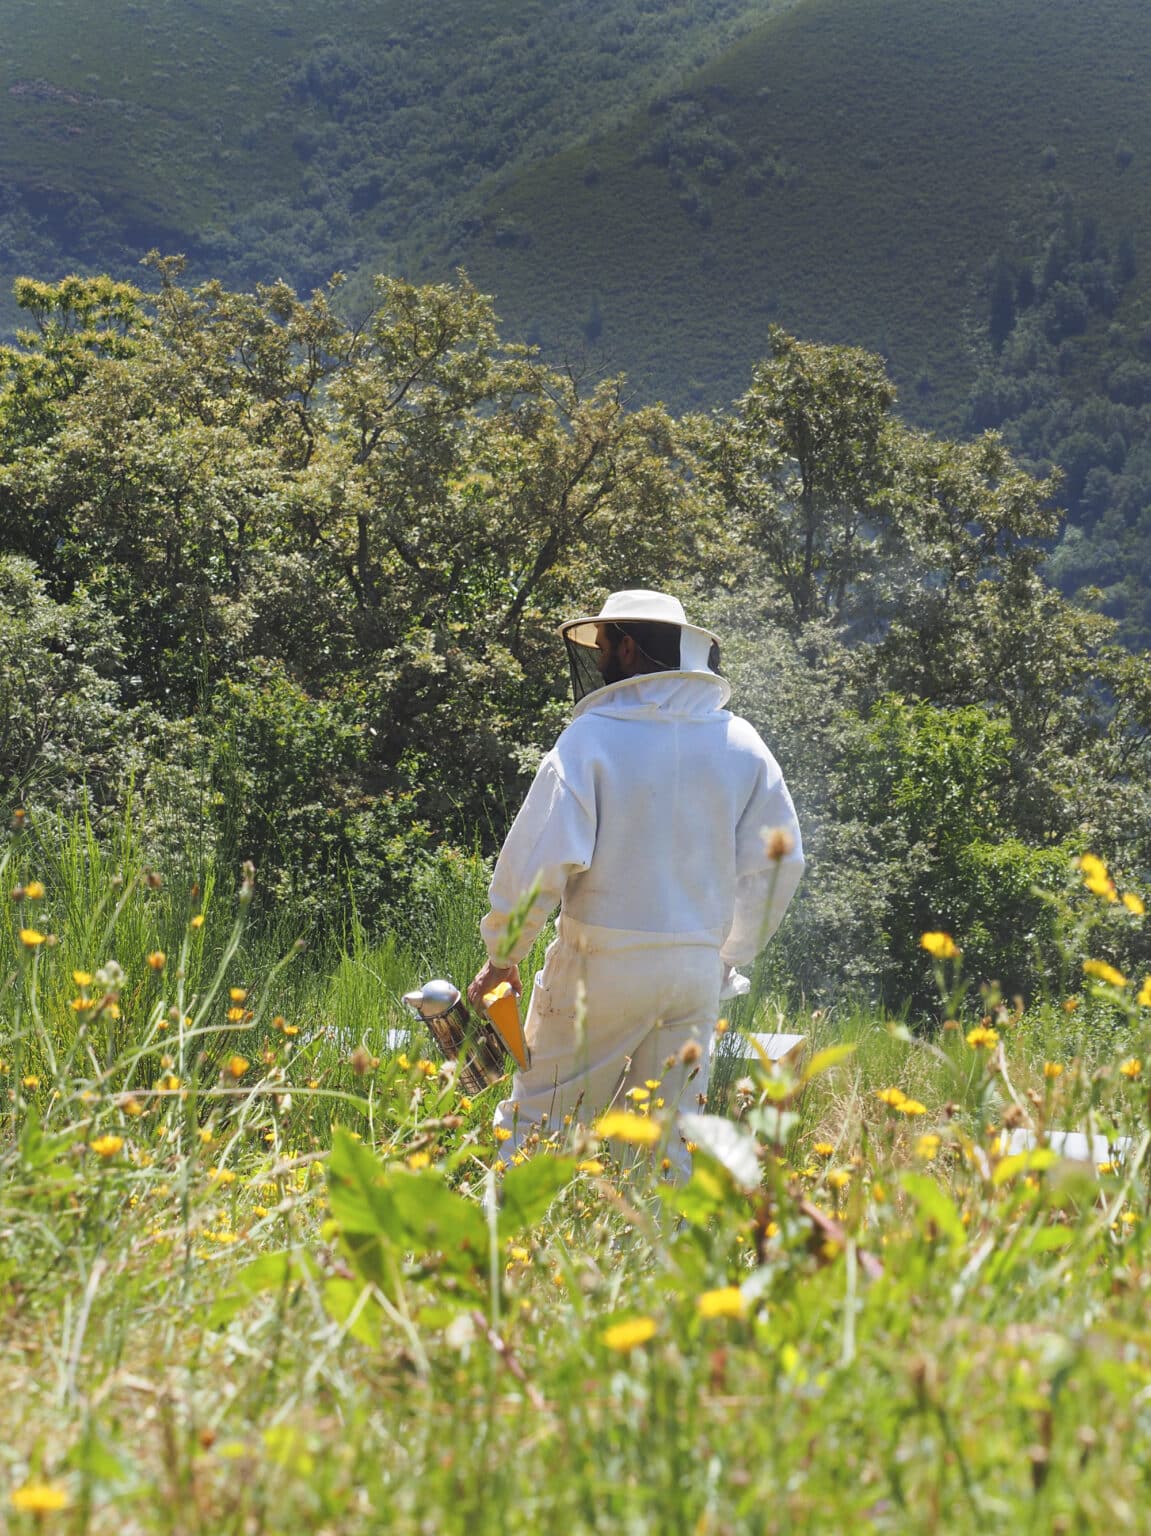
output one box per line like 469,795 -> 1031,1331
4,266 -> 1151,1010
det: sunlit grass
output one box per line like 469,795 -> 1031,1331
3,826 -> 1151,1531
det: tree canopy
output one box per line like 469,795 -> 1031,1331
3,266 -> 1150,1007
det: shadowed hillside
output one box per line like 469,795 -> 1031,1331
462,0 -> 1151,426
0,0 -> 779,333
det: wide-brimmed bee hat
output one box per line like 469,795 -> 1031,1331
559,589 -> 722,702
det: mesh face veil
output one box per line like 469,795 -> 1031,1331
564,632 -> 608,704
558,590 -> 722,704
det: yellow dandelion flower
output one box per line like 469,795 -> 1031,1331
1120,1058 -> 1143,1079
876,1087 -> 906,1107
72,970 -> 92,987
1098,1161 -> 1118,1175
645,1079 -> 661,1091
827,1168 -> 851,1190
813,1141 -> 834,1157
577,1158 -> 604,1175
10,1482 -> 70,1513
209,1167 -> 237,1185
493,1127 -> 513,1144
1043,1061 -> 1064,1079
458,1096 -> 473,1114
21,1075 -> 40,1090
1138,977 -> 1151,1009
715,1018 -> 729,1036
1123,892 -> 1145,916
146,951 -> 166,971
1122,1210 -> 1137,1227
920,931 -> 960,960
23,881 -> 45,900
406,1150 -> 431,1170
190,914 -> 204,930
18,928 -> 46,948
1080,853 -> 1118,900
696,1286 -> 747,1320
156,1072 -> 180,1093
595,1111 -> 662,1146
915,1133 -> 941,1160
226,1007 -> 246,1023
90,1134 -> 123,1158
602,1316 -> 657,1352
198,1126 -> 215,1144
1083,959 -> 1127,988
897,1098 -> 927,1116
121,1096 -> 143,1117
625,1086 -> 650,1102
225,1055 -> 249,1079
507,1245 -> 530,1263
229,987 -> 247,1004
966,1026 -> 999,1049
69,995 -> 96,1012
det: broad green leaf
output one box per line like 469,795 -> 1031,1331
992,1148 -> 1059,1186
387,1168 -> 489,1270
900,1171 -> 967,1249
800,1045 -> 857,1084
498,1155 -> 577,1241
326,1127 -> 399,1237
322,1278 -> 382,1347
1025,1226 -> 1075,1252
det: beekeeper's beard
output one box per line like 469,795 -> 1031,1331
597,638 -> 628,687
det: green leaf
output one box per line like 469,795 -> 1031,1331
326,1127 -> 399,1236
800,1044 -> 857,1084
387,1168 -> 489,1270
322,1278 -> 382,1347
1025,1226 -> 1075,1253
992,1148 -> 1059,1186
900,1171 -> 967,1249
498,1156 -> 577,1241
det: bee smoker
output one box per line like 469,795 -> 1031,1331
401,979 -> 508,1096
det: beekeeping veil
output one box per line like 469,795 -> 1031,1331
558,589 -> 722,704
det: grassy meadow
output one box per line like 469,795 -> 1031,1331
4,812 -> 1151,1532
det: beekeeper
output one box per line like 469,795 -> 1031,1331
467,589 -> 804,1165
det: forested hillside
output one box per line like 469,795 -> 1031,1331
8,0 -> 1151,641
460,0 -> 1151,643
0,0 -> 779,332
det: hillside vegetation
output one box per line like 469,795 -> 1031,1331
464,0 -> 1151,423
0,0 -> 780,334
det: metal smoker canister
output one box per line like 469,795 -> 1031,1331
401,979 -> 507,1096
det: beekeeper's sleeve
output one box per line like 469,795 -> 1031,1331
480,754 -> 595,966
720,762 -> 805,969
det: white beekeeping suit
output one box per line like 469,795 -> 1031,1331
470,590 -> 804,1168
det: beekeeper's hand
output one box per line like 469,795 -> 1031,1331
468,959 -> 522,1011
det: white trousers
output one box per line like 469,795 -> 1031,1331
492,916 -> 723,1174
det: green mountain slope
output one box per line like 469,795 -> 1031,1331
460,0 -> 1151,425
0,0 -> 778,333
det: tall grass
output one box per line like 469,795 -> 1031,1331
3,820 -> 1151,1532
